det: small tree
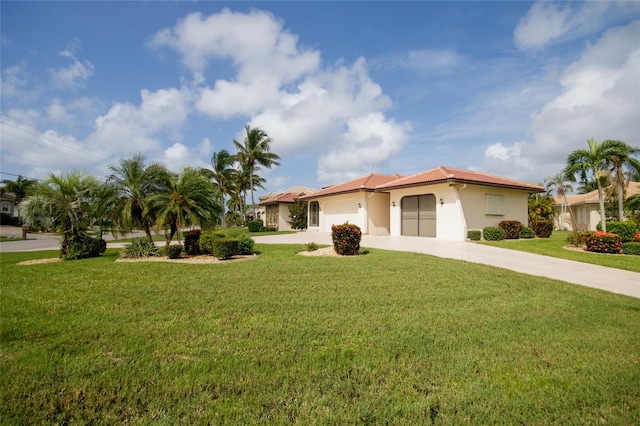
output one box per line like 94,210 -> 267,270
288,197 -> 308,230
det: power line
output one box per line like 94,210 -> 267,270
0,171 -> 42,181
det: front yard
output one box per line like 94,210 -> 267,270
1,245 -> 639,423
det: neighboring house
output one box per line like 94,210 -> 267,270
258,186 -> 317,231
302,166 -> 544,241
1,193 -> 17,218
553,181 -> 640,231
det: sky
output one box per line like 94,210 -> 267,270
1,1 -> 639,195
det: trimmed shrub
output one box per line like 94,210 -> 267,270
566,231 -> 594,247
584,232 -> 622,254
482,227 -> 505,241
260,226 -> 277,232
331,222 -> 362,255
63,235 -> 107,260
467,230 -> 482,241
519,227 -> 536,239
165,245 -> 183,259
184,229 -> 201,255
531,220 -> 553,238
634,232 -> 640,243
236,235 -> 255,255
212,238 -> 239,260
498,220 -> 523,240
247,220 -> 263,232
622,242 -> 640,256
121,237 -> 160,258
199,231 -> 226,255
0,213 -> 18,226
597,221 -> 638,243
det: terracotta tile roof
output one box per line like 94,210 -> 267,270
555,181 -> 640,206
300,174 -> 404,200
376,166 -> 544,192
259,191 -> 314,206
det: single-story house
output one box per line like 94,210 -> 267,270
553,181 -> 640,231
301,166 -> 544,241
1,193 -> 17,218
258,186 -> 317,231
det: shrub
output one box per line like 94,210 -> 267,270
467,230 -> 482,241
634,232 -> 640,243
531,220 -> 553,238
260,226 -> 277,232
498,220 -> 523,240
247,220 -> 263,232
121,237 -> 160,258
165,245 -> 183,259
63,234 -> 107,260
519,227 -> 536,239
184,229 -> 201,255
584,232 -> 622,254
199,231 -> 226,255
482,227 -> 505,241
236,235 -> 255,255
212,238 -> 239,260
331,222 -> 362,255
622,242 -> 640,256
306,242 -> 318,251
566,231 -> 594,247
0,213 -> 17,226
597,221 -> 638,243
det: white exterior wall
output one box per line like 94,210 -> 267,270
388,183 -> 466,241
365,192 -> 391,236
307,193 -> 369,233
458,185 -> 529,231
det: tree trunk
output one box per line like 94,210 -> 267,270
596,180 -> 606,232
617,176 -> 625,221
563,193 -> 578,231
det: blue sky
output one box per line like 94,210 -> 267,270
1,1 -> 639,194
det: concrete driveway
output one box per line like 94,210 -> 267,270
253,231 -> 640,299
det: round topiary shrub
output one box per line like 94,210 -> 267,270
531,220 -> 553,238
519,226 -> 536,239
498,220 -> 523,239
482,227 -> 505,241
247,220 -> 263,232
331,222 -> 362,255
212,238 -> 239,260
165,244 -> 183,259
467,230 -> 482,241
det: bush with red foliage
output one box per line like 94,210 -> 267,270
584,231 -> 622,254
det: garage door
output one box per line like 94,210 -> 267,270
401,194 -> 436,237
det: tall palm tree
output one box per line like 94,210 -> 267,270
19,171 -> 100,257
105,154 -> 171,242
203,149 -> 238,228
150,167 -> 221,246
545,172 -> 575,230
564,138 -> 622,232
1,175 -> 37,203
604,140 -> 640,221
233,125 -> 280,219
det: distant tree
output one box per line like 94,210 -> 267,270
203,149 -> 237,228
288,197 -> 308,230
234,125 -> 280,220
565,138 -> 623,232
604,140 -> 640,221
528,192 -> 555,225
1,175 -> 37,203
106,154 -> 172,242
545,173 -> 575,230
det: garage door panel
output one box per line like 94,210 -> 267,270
402,194 -> 436,237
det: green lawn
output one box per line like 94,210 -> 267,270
2,246 -> 639,424
480,231 -> 640,273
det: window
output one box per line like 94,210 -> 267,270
309,201 -> 319,227
485,194 -> 505,216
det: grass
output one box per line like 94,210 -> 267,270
480,231 -> 640,273
1,245 -> 639,424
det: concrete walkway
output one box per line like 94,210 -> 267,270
253,232 -> 640,299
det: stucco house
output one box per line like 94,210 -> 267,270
258,186 -> 317,231
301,166 -> 544,241
1,193 -> 17,218
553,181 -> 640,231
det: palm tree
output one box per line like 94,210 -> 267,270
203,149 -> 238,228
150,167 -> 221,246
604,140 -> 640,221
1,175 -> 37,203
545,172 -> 575,231
233,125 -> 280,219
564,138 -> 622,232
105,154 -> 172,242
19,171 -> 100,257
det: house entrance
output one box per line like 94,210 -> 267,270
401,194 -> 436,237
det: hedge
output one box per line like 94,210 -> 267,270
482,227 -> 505,241
584,232 -> 622,254
622,242 -> 640,256
467,230 -> 482,241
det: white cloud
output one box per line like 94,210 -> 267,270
49,40 -> 94,89
0,62 -> 40,102
47,98 -> 73,123
515,1 -> 640,50
380,48 -> 463,73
